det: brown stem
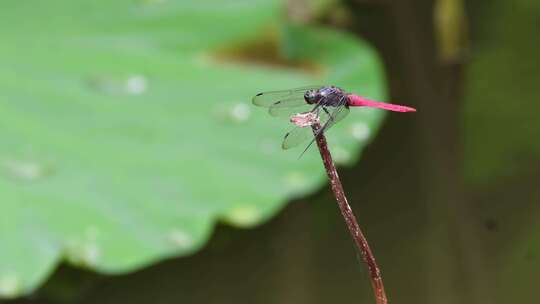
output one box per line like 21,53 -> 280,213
311,122 -> 387,304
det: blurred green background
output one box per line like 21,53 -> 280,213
1,0 -> 538,303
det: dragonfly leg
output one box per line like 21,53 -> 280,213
310,104 -> 321,113
322,107 -> 334,122
298,111 -> 334,158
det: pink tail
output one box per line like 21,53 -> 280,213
347,95 -> 416,112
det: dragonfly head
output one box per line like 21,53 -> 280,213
304,89 -> 319,104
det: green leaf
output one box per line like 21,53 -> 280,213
0,0 -> 385,297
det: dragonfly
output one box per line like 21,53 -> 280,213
252,85 -> 416,153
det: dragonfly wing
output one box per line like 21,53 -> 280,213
325,105 -> 350,129
281,103 -> 349,150
269,102 -> 313,117
291,105 -> 350,157
252,86 -> 321,107
313,104 -> 350,138
281,126 -> 312,150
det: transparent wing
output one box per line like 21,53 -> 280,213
317,104 -> 350,135
281,126 -> 312,150
281,104 -> 350,150
268,103 -> 314,117
252,86 -> 321,107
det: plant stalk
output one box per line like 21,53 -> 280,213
311,122 -> 388,304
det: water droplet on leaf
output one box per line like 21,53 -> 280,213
65,240 -> 100,267
1,158 -> 51,182
224,205 -> 261,227
229,103 -> 251,123
0,273 -> 21,298
350,122 -> 370,141
86,74 -> 148,96
125,74 -> 147,95
214,102 -> 252,124
168,229 -> 193,249
285,171 -> 309,190
332,145 -> 351,164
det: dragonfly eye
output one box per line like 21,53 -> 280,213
304,90 -> 318,104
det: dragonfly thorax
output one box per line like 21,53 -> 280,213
304,86 -> 346,106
